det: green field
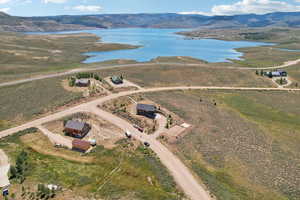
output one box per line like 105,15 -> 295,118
146,90 -> 300,200
0,129 -> 183,200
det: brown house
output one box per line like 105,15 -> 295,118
72,139 -> 90,153
64,120 -> 91,138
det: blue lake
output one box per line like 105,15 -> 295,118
30,28 -> 272,63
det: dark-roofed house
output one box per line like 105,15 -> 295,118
266,70 -> 288,78
136,104 -> 157,118
72,139 -> 90,153
111,75 -> 123,85
64,120 -> 91,138
75,79 -> 90,87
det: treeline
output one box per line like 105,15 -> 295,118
9,151 -> 29,183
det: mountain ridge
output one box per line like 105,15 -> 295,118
1,11 -> 300,32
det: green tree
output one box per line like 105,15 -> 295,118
9,165 -> 17,179
260,70 -> 264,76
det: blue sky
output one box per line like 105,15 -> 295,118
0,0 -> 300,16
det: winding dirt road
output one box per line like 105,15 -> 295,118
87,107 -> 212,200
0,86 -> 300,199
1,58 -> 300,88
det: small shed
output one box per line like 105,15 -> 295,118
64,120 -> 91,138
111,76 -> 123,85
75,79 -> 90,87
72,139 -> 90,153
137,104 -> 157,118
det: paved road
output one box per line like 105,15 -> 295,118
0,85 -> 300,199
0,149 -> 10,188
1,58 -> 300,88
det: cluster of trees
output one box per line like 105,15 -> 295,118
255,70 -> 265,76
76,72 -> 101,80
9,151 -> 29,183
20,184 -> 57,200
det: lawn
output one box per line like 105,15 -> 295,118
146,90 -> 300,200
0,129 -> 183,200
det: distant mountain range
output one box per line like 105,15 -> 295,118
1,12 -> 300,32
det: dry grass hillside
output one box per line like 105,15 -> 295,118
147,90 -> 300,200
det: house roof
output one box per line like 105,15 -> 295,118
111,76 -> 122,82
65,120 -> 86,131
137,104 -> 156,112
272,71 -> 281,76
72,139 -> 90,151
75,79 -> 90,84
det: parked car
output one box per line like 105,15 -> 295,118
144,142 -> 150,147
133,124 -> 144,132
54,143 -> 63,148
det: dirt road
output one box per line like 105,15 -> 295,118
0,149 -> 10,188
1,85 -> 300,139
1,58 -> 300,88
37,126 -> 72,149
87,107 -> 212,200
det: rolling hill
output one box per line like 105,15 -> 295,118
1,11 -> 300,32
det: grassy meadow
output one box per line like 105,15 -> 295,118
0,129 -> 183,200
96,63 -> 275,88
146,90 -> 300,200
0,32 -> 137,82
0,77 -> 82,131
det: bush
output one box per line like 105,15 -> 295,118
68,77 -> 76,87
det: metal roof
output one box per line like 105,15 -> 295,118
75,79 -> 90,84
65,120 -> 86,131
111,76 -> 123,82
137,104 -> 156,112
72,139 -> 90,151
271,71 -> 281,76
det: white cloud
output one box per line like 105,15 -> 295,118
43,0 -> 67,3
212,0 -> 300,15
69,5 -> 102,12
0,7 -> 10,12
179,0 -> 300,16
0,0 -> 10,4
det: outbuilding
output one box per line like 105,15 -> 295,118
75,79 -> 90,87
136,104 -> 157,118
64,120 -> 91,138
72,139 -> 90,153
